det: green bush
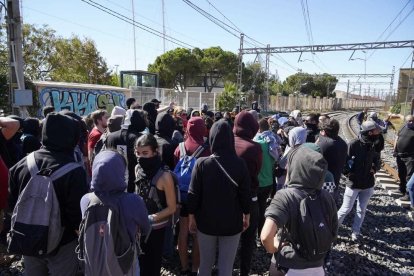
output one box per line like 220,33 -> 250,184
391,103 -> 401,114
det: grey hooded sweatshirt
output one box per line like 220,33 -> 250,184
265,145 -> 338,269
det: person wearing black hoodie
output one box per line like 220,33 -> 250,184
233,110 -> 262,276
8,113 -> 88,275
106,109 -> 148,193
20,117 -> 41,156
188,119 -> 251,276
143,102 -> 158,135
155,112 -> 178,170
261,145 -> 338,275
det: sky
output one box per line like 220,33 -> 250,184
19,0 -> 414,96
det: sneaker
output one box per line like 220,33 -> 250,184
351,233 -> 361,241
399,195 -> 411,202
180,270 -> 190,276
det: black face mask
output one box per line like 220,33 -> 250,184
368,134 -> 380,142
306,123 -> 317,130
137,155 -> 161,174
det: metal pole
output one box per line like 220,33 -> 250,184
265,44 -> 270,112
161,0 -> 166,53
346,79 -> 350,99
131,0 -> 137,70
403,50 -> 414,116
237,34 -> 244,109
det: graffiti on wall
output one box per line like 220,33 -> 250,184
39,87 -> 126,117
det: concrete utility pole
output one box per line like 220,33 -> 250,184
6,0 -> 27,117
403,49 -> 414,116
162,0 -> 166,53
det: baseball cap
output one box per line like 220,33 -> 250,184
151,98 -> 161,104
361,121 -> 381,132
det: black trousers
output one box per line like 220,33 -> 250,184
139,227 -> 166,276
397,156 -> 414,194
257,185 -> 273,238
239,200 -> 259,276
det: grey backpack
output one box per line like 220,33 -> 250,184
7,153 -> 80,256
76,193 -> 138,276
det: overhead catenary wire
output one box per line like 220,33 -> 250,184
81,0 -> 196,49
100,0 -> 208,47
367,1 -> 414,60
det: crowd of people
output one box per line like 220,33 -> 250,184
0,99 -> 405,276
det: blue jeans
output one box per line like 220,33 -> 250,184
337,186 -> 374,235
406,173 -> 414,206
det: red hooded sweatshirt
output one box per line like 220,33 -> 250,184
233,111 -> 262,198
174,117 -> 211,164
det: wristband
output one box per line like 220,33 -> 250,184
148,214 -> 155,224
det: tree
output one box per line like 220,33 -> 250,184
242,62 -> 267,94
49,36 -> 112,84
216,82 -> 238,111
282,72 -> 338,97
198,47 -> 238,92
22,24 -> 57,81
148,48 -> 200,91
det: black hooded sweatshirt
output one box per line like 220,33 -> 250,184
106,110 -> 147,193
21,118 -> 41,156
233,111 -> 262,198
9,113 -> 88,248
188,119 -> 251,236
143,102 -> 157,135
154,113 -> 178,170
265,145 -> 338,269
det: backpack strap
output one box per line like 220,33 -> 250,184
210,155 -> 238,187
50,162 -> 82,181
192,144 -> 206,158
150,167 -> 168,211
178,142 -> 186,159
26,152 -> 39,177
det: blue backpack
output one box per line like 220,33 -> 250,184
173,143 -> 206,202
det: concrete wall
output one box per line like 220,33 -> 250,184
268,94 -> 385,112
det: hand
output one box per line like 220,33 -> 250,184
242,214 -> 250,232
188,215 -> 197,234
370,168 -> 375,174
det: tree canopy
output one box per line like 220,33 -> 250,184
282,72 -> 338,98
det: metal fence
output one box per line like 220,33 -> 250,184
130,87 -> 220,110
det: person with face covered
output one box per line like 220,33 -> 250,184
174,116 -> 210,275
134,134 -> 177,276
233,110 -> 262,276
143,102 -> 158,135
155,113 -> 178,170
304,113 -> 320,143
20,118 -> 41,156
277,127 -> 307,191
188,120 -> 251,276
338,121 -> 381,241
106,109 -> 148,193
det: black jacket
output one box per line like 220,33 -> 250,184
106,110 -> 147,193
154,113 -> 177,170
188,120 -> 251,236
8,114 -> 88,248
346,136 -> 381,189
317,135 -> 348,186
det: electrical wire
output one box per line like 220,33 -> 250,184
81,0 -> 196,49
400,51 -> 413,68
205,0 -> 242,33
100,0 -> 208,47
367,1 -> 414,60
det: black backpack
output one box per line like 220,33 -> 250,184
136,166 -> 181,231
282,188 -> 336,262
